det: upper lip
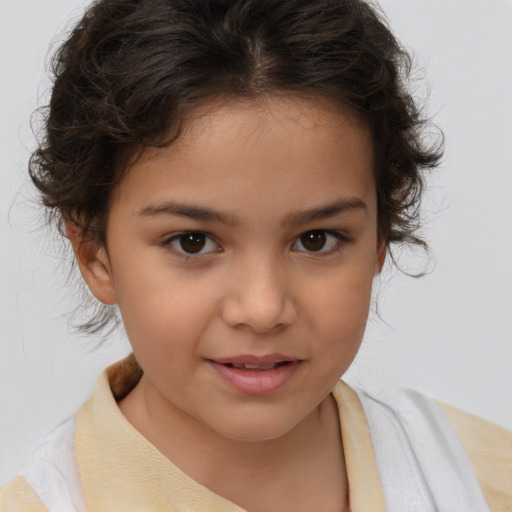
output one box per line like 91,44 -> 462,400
209,354 -> 300,366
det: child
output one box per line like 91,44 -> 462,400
1,0 -> 510,511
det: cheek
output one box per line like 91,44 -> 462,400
303,264 -> 375,358
116,265 -> 220,358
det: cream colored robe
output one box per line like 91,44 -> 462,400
2,358 -> 511,511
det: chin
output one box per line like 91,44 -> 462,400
205,408 -> 307,444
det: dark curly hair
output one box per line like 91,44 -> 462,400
30,0 -> 442,333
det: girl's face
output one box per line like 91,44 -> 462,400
84,95 -> 383,442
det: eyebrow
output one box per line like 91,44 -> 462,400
283,198 -> 367,227
138,198 -> 367,227
138,202 -> 238,225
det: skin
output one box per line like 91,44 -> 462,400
69,95 -> 385,512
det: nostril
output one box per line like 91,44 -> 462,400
220,275 -> 297,333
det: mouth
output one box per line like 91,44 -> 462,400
207,356 -> 301,395
222,361 -> 292,371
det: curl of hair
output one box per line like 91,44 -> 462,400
30,0 -> 442,334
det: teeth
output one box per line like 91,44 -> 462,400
231,363 -> 280,370
248,363 -> 276,370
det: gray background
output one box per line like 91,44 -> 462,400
1,0 -> 511,484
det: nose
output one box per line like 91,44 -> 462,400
220,257 -> 297,333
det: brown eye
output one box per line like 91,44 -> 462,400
293,230 -> 346,254
299,231 -> 327,252
179,232 -> 207,253
165,231 -> 221,257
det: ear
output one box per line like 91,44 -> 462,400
375,239 -> 387,274
65,220 -> 118,305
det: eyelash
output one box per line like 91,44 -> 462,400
161,230 -> 349,258
162,232 -> 221,258
291,230 -> 349,256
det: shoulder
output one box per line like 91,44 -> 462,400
0,476 -> 48,512
439,401 -> 512,512
350,383 -> 511,512
1,417 -> 87,512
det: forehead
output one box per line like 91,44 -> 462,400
113,95 -> 376,223
182,94 -> 367,138
175,95 -> 372,166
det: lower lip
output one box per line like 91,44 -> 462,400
208,361 -> 301,395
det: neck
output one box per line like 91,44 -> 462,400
120,376 -> 348,512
